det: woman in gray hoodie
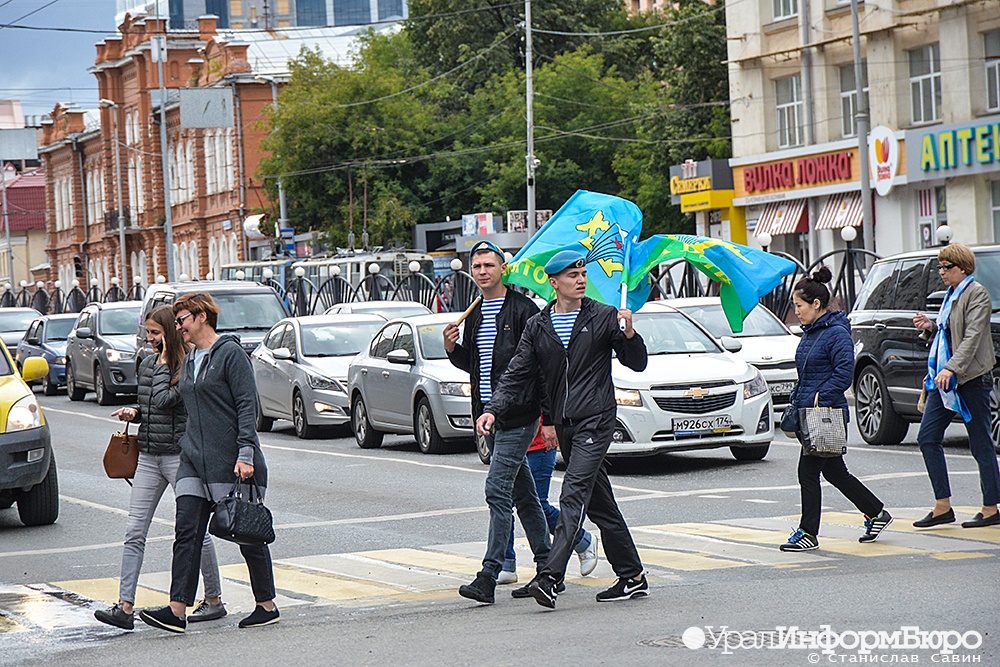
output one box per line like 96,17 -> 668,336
139,293 -> 277,633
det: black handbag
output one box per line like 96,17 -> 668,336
209,476 -> 275,546
779,404 -> 800,435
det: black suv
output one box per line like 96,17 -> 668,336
850,246 -> 1000,447
65,301 -> 143,405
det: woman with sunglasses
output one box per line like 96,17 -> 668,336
912,244 -> 1000,529
94,306 -> 225,630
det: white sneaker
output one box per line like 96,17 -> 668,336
497,570 -> 518,585
577,534 -> 598,576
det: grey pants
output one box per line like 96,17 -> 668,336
119,452 -> 222,605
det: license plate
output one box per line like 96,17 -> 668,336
769,381 -> 795,395
672,415 -> 732,435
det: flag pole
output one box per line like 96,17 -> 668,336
619,228 -> 629,330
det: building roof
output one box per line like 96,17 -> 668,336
2,166 -> 46,232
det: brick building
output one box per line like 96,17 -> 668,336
41,14 -> 387,289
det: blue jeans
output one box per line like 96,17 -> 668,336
479,420 -> 551,580
503,448 -> 591,571
917,374 -> 1000,506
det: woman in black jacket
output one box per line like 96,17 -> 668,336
781,268 -> 892,552
94,306 -> 225,630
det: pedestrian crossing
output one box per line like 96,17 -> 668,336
1,508 -> 996,637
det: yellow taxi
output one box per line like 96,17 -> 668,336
0,345 -> 54,526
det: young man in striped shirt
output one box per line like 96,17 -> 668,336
478,250 -> 649,608
443,241 -> 551,604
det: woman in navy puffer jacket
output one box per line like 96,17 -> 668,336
781,267 -> 893,552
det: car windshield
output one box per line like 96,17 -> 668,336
352,303 -> 430,318
632,312 -> 719,354
677,303 -> 788,338
214,293 -> 288,332
0,310 -> 36,333
46,318 -> 77,341
416,323 -> 449,360
300,322 -> 383,357
100,308 -> 141,335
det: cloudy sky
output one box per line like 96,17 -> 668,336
0,0 -> 117,119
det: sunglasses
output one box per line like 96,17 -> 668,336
175,312 -> 194,327
937,263 -> 957,272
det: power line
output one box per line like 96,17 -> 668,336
531,0 -> 736,37
0,0 -> 64,32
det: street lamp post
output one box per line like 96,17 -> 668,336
524,0 -> 537,236
257,76 -> 288,233
154,1 -> 175,281
100,99 -> 128,287
850,0 -> 874,252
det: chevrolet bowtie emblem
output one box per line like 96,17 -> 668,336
685,388 -> 708,399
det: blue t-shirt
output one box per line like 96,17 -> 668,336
476,297 -> 504,402
550,309 -> 579,348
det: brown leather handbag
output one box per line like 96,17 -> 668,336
103,422 -> 139,480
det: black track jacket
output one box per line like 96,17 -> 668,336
486,297 -> 647,426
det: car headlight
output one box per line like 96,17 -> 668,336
7,394 -> 42,432
744,370 -> 768,399
106,348 -> 133,362
615,387 -> 643,407
307,373 -> 345,393
440,382 -> 472,397
52,356 -> 66,365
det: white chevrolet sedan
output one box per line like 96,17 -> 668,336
609,303 -> 774,461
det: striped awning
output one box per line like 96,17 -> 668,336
754,199 -> 807,236
815,192 -> 862,230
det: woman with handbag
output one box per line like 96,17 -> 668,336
94,306 -> 226,630
139,293 -> 278,633
911,244 -> 1000,529
780,267 -> 892,552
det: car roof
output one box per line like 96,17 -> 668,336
386,313 -> 457,326
636,301 -> 680,314
874,244 -> 1000,264
148,280 -> 279,294
92,300 -> 143,310
665,297 -> 723,308
40,313 -> 79,321
287,315 -> 386,326
0,307 -> 40,315
351,301 -> 428,309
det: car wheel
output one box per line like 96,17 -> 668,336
293,390 -> 319,439
95,366 -> 113,406
66,363 -> 85,401
476,433 -> 492,465
255,400 -> 274,433
855,365 -> 908,445
990,374 -> 1000,454
42,373 -> 58,396
414,396 -> 447,455
353,395 -> 383,449
17,454 -> 59,526
730,443 -> 770,461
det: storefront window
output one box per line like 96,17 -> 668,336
909,44 -> 941,125
839,63 -> 869,138
987,30 -> 1000,112
776,75 -> 803,148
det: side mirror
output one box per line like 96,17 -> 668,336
387,349 -> 415,365
788,325 -> 803,336
272,347 -> 293,361
21,356 -> 49,383
926,291 -> 946,311
26,337 -> 41,346
720,336 -> 743,353
76,327 -> 93,339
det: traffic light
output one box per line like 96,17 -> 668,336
73,255 -> 83,278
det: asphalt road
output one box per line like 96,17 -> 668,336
1,390 -> 997,666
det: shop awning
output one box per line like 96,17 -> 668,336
815,192 -> 862,230
754,199 -> 807,236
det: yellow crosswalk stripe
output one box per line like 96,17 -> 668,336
220,563 -> 405,602
636,547 -> 752,571
50,578 -> 167,608
824,510 -> 1000,545
352,548 -> 484,575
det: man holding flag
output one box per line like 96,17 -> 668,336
477,249 -> 649,609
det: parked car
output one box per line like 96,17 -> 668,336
349,313 -> 474,454
252,315 -> 385,438
669,298 -> 800,413
850,245 -> 1000,448
65,301 -> 142,405
0,307 -> 40,358
325,301 -> 432,319
15,314 -> 78,395
0,349 -> 56,526
139,281 -> 290,359
607,303 -> 773,460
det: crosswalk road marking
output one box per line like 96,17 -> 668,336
2,509 -> 995,636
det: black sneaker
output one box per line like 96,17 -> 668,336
188,599 -> 227,623
527,575 -> 558,609
458,573 -> 495,604
779,528 -> 819,551
595,574 -> 649,602
238,605 -> 280,628
94,604 -> 134,630
512,575 -> 565,599
859,510 -> 893,543
138,606 -> 186,634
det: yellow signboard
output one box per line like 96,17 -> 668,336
670,175 -> 712,195
680,190 -> 734,213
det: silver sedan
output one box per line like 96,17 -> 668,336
252,315 -> 385,438
348,313 -> 473,454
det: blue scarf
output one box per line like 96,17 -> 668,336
926,274 -> 974,422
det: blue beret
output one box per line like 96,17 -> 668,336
544,250 -> 587,276
469,240 -> 505,261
